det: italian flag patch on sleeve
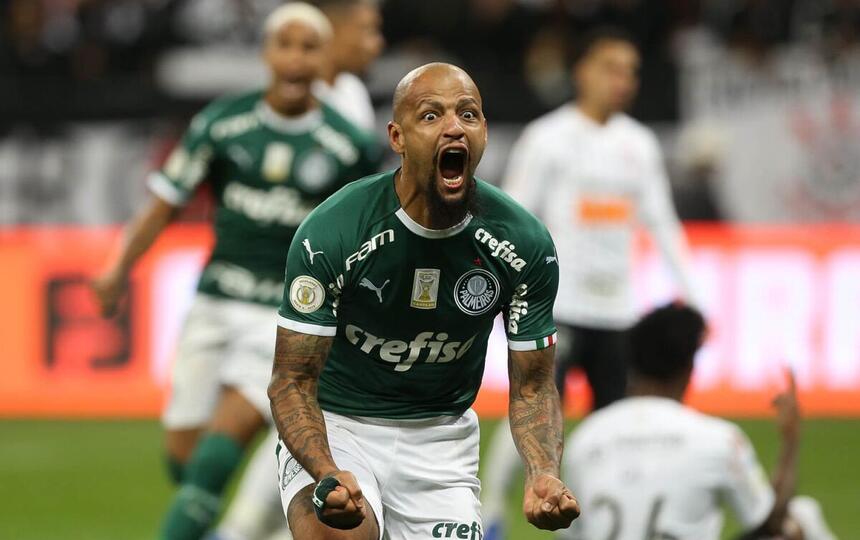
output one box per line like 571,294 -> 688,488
508,332 -> 558,351
535,332 -> 558,349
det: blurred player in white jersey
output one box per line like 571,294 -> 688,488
483,28 -> 697,539
564,303 -> 836,540
506,25 -> 696,410
211,2 -> 383,540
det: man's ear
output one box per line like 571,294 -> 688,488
388,121 -> 405,155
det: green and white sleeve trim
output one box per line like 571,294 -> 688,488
508,332 -> 558,352
147,172 -> 189,206
277,315 -> 337,337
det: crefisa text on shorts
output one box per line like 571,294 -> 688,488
431,520 -> 482,539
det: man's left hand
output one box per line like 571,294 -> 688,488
523,473 -> 580,530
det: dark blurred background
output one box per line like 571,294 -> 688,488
4,0 -> 860,224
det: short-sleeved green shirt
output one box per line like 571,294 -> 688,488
148,90 -> 381,305
278,171 -> 560,419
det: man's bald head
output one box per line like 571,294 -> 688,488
386,62 -> 487,228
392,63 -> 482,123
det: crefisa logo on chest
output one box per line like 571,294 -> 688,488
454,269 -> 499,316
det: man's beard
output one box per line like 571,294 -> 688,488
425,171 -> 481,229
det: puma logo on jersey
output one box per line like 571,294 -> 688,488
302,239 -> 324,264
345,325 -> 477,372
545,256 -> 557,264
359,278 -> 390,303
345,229 -> 395,271
474,228 -> 527,272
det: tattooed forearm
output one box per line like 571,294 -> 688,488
268,326 -> 337,481
508,346 -> 564,480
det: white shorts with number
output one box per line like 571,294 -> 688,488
277,409 -> 483,540
162,293 -> 276,428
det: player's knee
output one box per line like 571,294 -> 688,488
164,428 -> 202,484
781,518 -> 804,540
208,388 -> 266,445
165,428 -> 202,462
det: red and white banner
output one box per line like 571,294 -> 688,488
1,225 -> 859,418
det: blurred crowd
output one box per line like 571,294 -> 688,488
4,0 -> 859,121
3,0 -> 860,223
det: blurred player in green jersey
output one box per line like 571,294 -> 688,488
92,4 -> 379,539
212,2 -> 385,539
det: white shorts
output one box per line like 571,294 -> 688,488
162,293 -> 276,429
277,409 -> 483,540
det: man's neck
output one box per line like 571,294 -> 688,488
320,61 -> 339,86
394,167 -> 468,230
264,88 -> 314,117
627,378 -> 687,402
574,100 -> 613,125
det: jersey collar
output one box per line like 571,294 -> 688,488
388,170 -> 474,239
395,208 -> 473,239
256,101 -> 323,134
569,104 -> 621,129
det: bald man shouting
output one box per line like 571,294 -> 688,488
269,63 -> 580,539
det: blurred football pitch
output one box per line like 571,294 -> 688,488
1,419 -> 857,540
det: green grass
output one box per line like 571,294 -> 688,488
0,419 -> 857,539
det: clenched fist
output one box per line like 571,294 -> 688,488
316,470 -> 368,530
523,473 -> 580,530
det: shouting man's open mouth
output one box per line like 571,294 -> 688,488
438,145 -> 468,191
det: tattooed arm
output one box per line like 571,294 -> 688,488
268,327 -> 367,529
508,346 -> 580,530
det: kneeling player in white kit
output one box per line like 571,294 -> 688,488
269,63 -> 581,539
563,304 -> 837,540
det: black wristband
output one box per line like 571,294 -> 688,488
312,476 -> 342,519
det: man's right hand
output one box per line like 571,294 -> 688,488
91,270 -> 127,317
773,368 -> 800,444
317,470 -> 367,530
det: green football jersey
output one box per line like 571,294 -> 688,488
148,90 -> 381,306
278,171 -> 560,419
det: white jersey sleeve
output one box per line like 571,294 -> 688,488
147,106 -> 218,206
638,131 -> 698,304
717,425 -> 776,529
313,73 -> 375,132
501,125 -> 553,217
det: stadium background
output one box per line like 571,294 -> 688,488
2,0 -> 859,538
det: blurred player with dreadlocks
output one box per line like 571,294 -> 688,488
211,2 -> 384,539
93,4 -> 380,539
